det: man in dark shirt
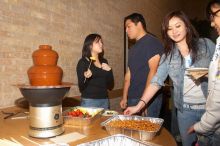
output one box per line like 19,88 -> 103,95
120,13 -> 163,117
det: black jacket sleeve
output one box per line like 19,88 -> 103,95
102,59 -> 114,90
107,69 -> 114,90
76,58 -> 89,92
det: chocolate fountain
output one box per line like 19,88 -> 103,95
17,45 -> 71,138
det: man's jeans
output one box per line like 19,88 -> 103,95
127,92 -> 162,117
177,108 -> 205,146
197,133 -> 220,146
81,98 -> 109,109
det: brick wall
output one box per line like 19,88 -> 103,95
0,0 -> 206,107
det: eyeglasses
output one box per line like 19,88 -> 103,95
209,9 -> 220,21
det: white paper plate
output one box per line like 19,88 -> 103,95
186,68 -> 208,72
102,110 -> 118,116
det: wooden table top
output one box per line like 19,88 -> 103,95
0,106 -> 177,146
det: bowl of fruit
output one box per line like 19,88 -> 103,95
63,106 -> 104,126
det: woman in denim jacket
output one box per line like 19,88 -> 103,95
124,11 -> 215,146
188,1 -> 220,145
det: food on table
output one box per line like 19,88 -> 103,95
107,111 -> 114,114
63,107 -> 104,126
101,115 -> 164,141
102,110 -> 118,116
28,45 -> 63,86
66,109 -> 92,118
107,120 -> 160,131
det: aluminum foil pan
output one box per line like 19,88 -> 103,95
77,134 -> 151,146
63,106 -> 104,126
101,115 -> 164,141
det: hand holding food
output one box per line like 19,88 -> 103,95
84,69 -> 92,79
124,106 -> 140,115
84,57 -> 96,83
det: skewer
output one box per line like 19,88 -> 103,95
84,57 -> 96,83
11,116 -> 28,120
0,138 -> 23,146
10,137 -> 23,145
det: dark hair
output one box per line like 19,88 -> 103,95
124,13 -> 147,31
206,0 -> 220,20
82,33 -> 104,60
161,10 -> 199,64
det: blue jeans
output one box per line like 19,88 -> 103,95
197,133 -> 220,146
177,108 -> 205,146
127,92 -> 162,117
80,98 -> 109,109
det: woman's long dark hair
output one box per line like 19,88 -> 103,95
82,33 -> 104,60
161,10 -> 199,64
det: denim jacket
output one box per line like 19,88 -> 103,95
151,38 -> 215,112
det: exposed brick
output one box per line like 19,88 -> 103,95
0,0 -> 206,107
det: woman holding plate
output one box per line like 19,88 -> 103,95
124,10 -> 215,146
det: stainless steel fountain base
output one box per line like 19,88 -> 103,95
29,124 -> 64,138
29,105 -> 64,138
17,83 -> 72,138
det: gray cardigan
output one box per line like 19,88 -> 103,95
194,37 -> 220,135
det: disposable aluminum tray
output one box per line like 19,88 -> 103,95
101,115 -> 164,141
77,134 -> 151,146
63,106 -> 104,126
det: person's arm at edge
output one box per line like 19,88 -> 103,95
192,61 -> 220,134
120,68 -> 131,109
146,54 -> 161,87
